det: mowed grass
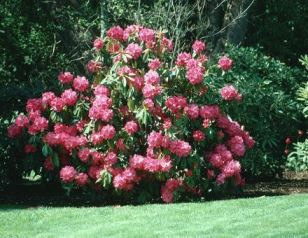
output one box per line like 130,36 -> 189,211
0,194 -> 308,238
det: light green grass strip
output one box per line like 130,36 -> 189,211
0,194 -> 307,238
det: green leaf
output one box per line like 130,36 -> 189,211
52,153 -> 60,168
42,144 -> 52,157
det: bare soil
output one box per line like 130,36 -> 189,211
243,171 -> 308,196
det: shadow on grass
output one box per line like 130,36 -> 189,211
1,180 -> 294,210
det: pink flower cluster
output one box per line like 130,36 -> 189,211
192,40 -> 206,54
44,124 -> 87,152
130,154 -> 172,173
89,89 -> 113,122
218,56 -> 233,71
220,85 -> 242,101
161,179 -> 182,203
165,96 -> 187,114
60,166 -> 89,186
124,121 -> 139,135
8,24 -> 255,203
113,168 -> 140,191
176,41 -> 207,85
91,125 -> 116,145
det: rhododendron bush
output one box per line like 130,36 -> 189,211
8,25 -> 255,203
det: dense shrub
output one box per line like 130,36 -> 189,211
210,45 -> 308,178
8,25 -> 255,203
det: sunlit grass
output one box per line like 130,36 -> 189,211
1,194 -> 307,238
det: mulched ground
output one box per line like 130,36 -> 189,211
1,171 -> 307,206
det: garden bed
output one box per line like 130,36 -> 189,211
1,172 -> 308,207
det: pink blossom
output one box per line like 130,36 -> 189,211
218,56 -> 233,71
216,173 -> 226,185
192,40 -> 206,54
116,138 -> 126,151
148,58 -> 161,70
139,28 -> 155,43
193,130 -> 205,142
147,131 -> 163,148
94,85 -> 110,97
200,105 -> 221,120
186,66 -> 204,84
125,43 -> 142,60
123,25 -> 142,40
169,140 -> 192,157
89,107 -> 113,122
54,124 -> 77,136
50,97 -> 65,112
129,154 -> 146,170
78,148 -> 91,163
76,120 -> 87,133
161,36 -> 174,51
184,104 -> 199,119
113,168 -> 138,191
106,26 -> 124,41
26,98 -> 43,113
198,54 -> 208,64
144,70 -> 160,84
93,38 -> 104,50
87,60 -> 102,73
73,76 -> 89,92
142,84 -> 161,98
176,52 -> 191,67
75,173 -> 88,186
144,98 -> 154,108
163,117 -> 172,129
91,151 -> 104,165
209,153 -> 224,168
15,115 -> 29,128
202,119 -> 211,128
242,132 -> 255,149
42,92 -> 56,106
165,96 -> 187,114
130,76 -> 144,91
117,66 -> 136,77
124,121 -> 138,135
58,72 -> 74,84
100,125 -> 116,140
227,136 -> 246,157
220,85 -> 241,101
88,166 -> 101,180
222,160 -> 241,177
186,59 -> 200,69
60,166 -> 77,183
61,89 -> 77,106
28,117 -> 48,135
104,152 -> 118,166
161,178 -> 182,203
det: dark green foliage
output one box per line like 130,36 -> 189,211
0,0 -> 100,115
246,0 -> 308,66
0,0 -> 100,189
218,45 -> 307,178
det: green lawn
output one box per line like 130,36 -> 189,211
0,194 -> 307,238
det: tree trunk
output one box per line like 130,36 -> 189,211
214,0 -> 255,52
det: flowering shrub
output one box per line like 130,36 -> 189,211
8,25 -> 255,203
